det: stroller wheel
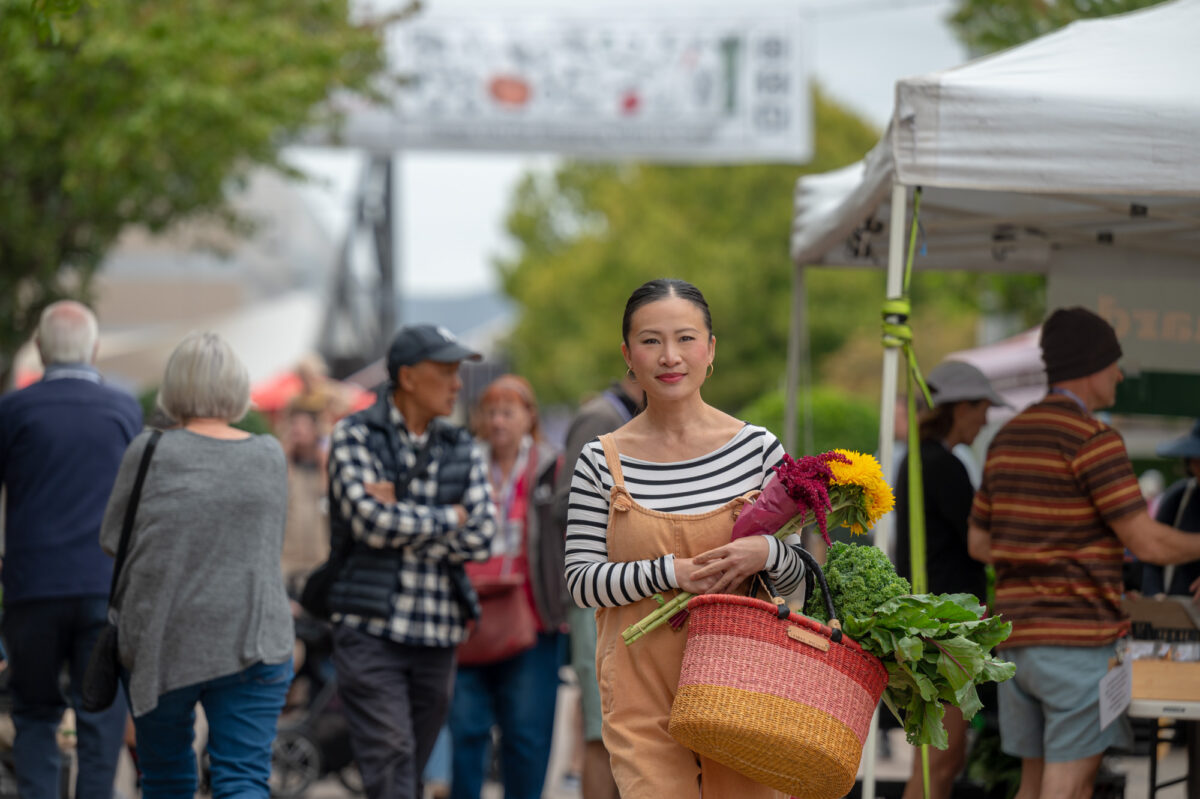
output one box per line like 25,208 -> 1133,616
337,763 -> 365,795
270,729 -> 321,799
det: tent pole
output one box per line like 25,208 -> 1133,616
784,263 -> 809,455
863,180 -> 908,799
878,182 -> 907,559
799,266 -> 815,456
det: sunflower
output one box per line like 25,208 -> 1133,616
826,449 -> 895,534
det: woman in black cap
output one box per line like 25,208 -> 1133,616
1142,419 -> 1200,600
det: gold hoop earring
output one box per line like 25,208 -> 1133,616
706,362 -> 714,379
626,367 -> 637,382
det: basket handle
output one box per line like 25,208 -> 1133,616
795,548 -> 844,643
747,572 -> 790,619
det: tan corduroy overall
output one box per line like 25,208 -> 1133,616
594,434 -> 784,799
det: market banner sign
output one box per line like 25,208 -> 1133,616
326,11 -> 812,163
1048,265 -> 1200,375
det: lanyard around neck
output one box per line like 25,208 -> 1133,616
1050,387 -> 1089,415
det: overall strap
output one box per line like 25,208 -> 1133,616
1174,478 -> 1196,528
109,429 -> 164,605
598,434 -> 626,491
731,490 -> 762,521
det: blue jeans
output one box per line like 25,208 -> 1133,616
449,632 -> 563,799
1,597 -> 128,799
423,725 -> 452,784
131,659 -> 293,799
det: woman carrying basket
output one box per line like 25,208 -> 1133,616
563,278 -> 807,799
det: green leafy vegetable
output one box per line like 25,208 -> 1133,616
807,543 -> 1016,747
807,541 -> 911,624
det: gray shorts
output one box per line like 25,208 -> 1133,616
998,643 -> 1133,762
568,604 -> 604,742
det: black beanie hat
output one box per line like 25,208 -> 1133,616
1040,307 -> 1123,384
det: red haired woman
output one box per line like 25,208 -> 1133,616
449,375 -> 566,799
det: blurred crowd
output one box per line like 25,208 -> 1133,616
0,301 -> 625,799
1,293 -> 1199,799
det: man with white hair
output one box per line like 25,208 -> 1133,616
0,300 -> 142,799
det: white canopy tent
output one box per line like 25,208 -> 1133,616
788,2 -> 1200,792
790,0 -> 1200,506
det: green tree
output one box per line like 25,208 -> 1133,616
496,89 -> 880,412
950,0 -> 1169,54
0,0 -> 393,384
739,386 -> 880,457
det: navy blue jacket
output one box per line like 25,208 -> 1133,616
0,366 -> 142,603
1143,477 -> 1200,596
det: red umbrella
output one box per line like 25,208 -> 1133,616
250,371 -> 374,416
15,368 -> 42,389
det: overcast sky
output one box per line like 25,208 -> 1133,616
288,0 -> 966,298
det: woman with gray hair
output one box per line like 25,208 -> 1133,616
100,332 -> 294,799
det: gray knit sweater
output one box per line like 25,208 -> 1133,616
100,428 -> 294,716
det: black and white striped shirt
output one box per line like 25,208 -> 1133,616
564,425 -> 805,608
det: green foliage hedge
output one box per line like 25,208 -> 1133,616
739,385 -> 879,457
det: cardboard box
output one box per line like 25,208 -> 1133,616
1124,596 -> 1200,701
1131,659 -> 1200,702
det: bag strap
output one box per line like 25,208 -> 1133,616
748,572 -> 791,620
107,429 -> 163,605
496,443 -> 542,576
796,547 -> 843,642
749,550 -> 843,641
382,416 -> 435,501
1163,478 -> 1196,591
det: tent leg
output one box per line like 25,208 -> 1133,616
784,263 -> 811,455
877,181 -> 908,556
863,181 -> 908,799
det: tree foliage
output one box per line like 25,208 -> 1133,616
740,386 -> 880,457
496,89 -> 880,412
949,0 -> 1170,54
0,0 -> 388,383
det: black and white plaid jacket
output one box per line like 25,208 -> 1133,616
327,396 -> 496,647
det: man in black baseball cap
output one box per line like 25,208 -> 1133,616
322,323 -> 494,799
387,324 -> 482,380
384,324 -> 482,429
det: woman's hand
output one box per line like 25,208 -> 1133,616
674,557 -> 723,595
688,536 -> 771,594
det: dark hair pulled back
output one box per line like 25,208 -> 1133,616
621,279 -> 713,345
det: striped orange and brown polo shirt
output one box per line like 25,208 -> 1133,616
971,394 -> 1145,648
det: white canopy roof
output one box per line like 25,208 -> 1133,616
787,8 -> 1200,786
791,0 -> 1200,273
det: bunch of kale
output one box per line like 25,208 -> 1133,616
806,542 -> 1015,748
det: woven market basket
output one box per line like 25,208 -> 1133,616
668,565 -> 888,799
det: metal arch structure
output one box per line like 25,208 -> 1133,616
317,155 -> 398,379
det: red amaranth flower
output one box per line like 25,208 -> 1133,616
771,452 -> 849,545
730,452 -> 849,545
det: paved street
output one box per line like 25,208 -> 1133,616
301,679 -> 1190,799
94,676 -> 1188,799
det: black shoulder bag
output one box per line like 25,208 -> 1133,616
80,429 -> 162,713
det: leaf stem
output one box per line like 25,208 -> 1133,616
924,636 -> 969,675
